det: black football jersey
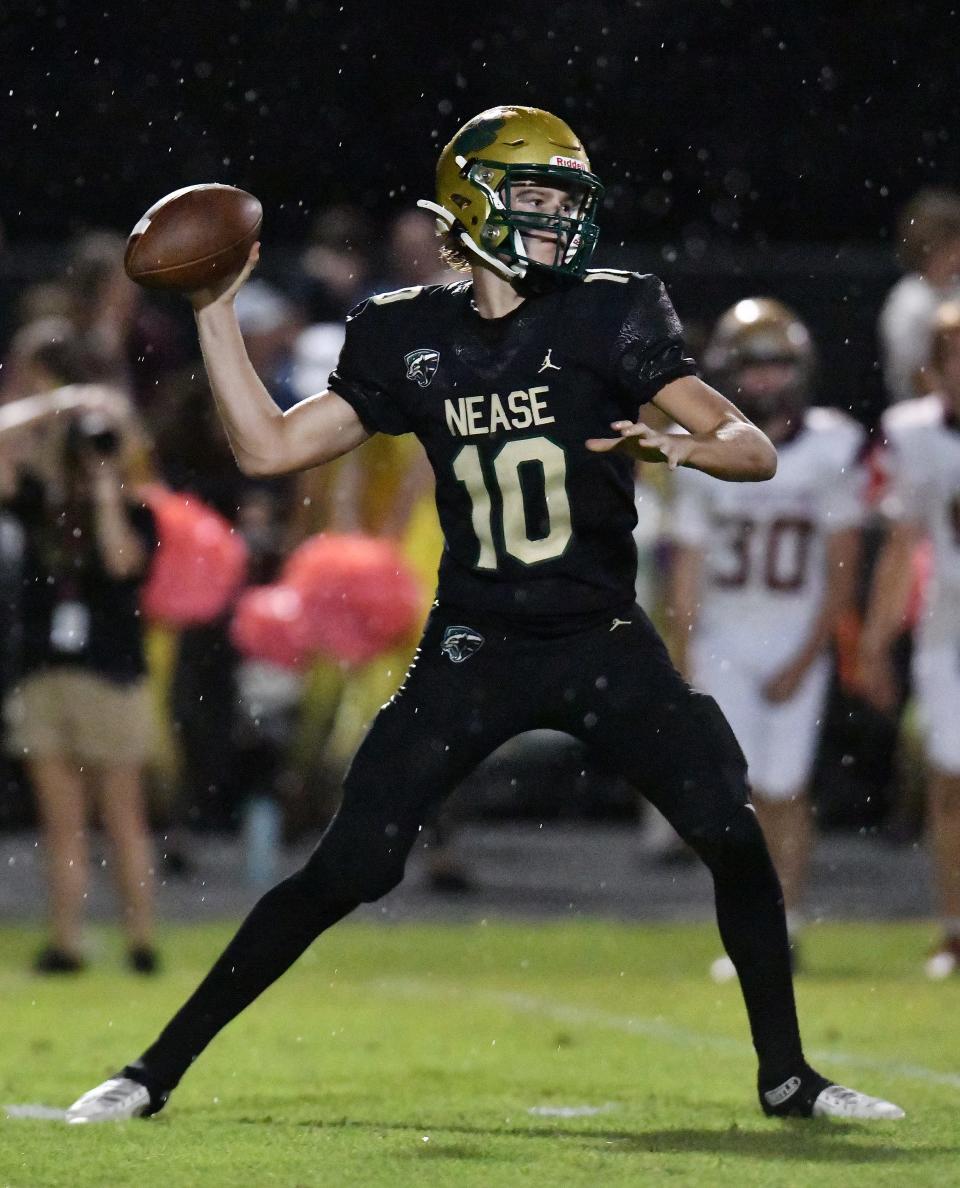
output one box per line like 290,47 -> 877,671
328,269 -> 696,621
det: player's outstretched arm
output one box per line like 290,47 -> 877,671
586,375 -> 777,481
190,245 -> 369,477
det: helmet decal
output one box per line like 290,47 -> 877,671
453,116 -> 507,157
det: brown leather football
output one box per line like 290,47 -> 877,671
124,184 -> 262,292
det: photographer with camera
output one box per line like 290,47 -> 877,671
0,381 -> 160,974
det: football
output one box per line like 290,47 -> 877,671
124,183 -> 262,292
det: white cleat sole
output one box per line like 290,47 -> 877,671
924,951 -> 957,981
812,1084 -> 905,1120
709,955 -> 738,984
65,1077 -> 152,1124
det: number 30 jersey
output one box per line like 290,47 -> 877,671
328,271 -> 696,621
880,394 -> 960,646
670,408 -> 867,671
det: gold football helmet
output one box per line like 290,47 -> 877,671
705,297 -> 814,378
418,105 -> 604,285
705,298 -> 815,426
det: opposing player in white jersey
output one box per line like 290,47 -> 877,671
860,300 -> 960,978
669,299 -> 866,978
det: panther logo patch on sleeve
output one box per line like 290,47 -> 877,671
440,625 -> 485,663
404,348 -> 440,387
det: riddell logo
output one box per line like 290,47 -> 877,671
550,155 -> 587,171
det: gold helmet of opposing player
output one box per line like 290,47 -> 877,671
705,297 -> 815,426
417,105 -> 604,286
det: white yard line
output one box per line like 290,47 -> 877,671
373,977 -> 960,1091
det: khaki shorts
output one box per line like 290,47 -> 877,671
5,669 -> 152,767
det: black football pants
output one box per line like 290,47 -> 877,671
133,604 -> 805,1093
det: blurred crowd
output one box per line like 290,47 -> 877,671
1,187 -> 959,975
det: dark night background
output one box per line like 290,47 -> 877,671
2,0 -> 957,244
0,0 -> 958,414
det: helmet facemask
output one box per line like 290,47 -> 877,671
466,161 -> 603,285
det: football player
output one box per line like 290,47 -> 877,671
668,300 -> 867,980
68,106 -> 902,1123
860,300 -> 960,978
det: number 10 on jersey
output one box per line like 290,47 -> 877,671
452,437 -> 572,567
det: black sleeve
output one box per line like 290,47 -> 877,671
611,274 -> 698,406
327,299 -> 413,436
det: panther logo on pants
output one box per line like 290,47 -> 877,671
440,625 -> 484,663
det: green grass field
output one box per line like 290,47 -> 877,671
1,920 -> 957,1187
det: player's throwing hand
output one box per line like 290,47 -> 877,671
190,242 -> 261,312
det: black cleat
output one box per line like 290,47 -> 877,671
128,945 -> 161,975
33,946 -> 86,975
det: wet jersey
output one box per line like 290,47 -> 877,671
881,394 -> 960,645
328,270 -> 696,621
670,408 -> 867,672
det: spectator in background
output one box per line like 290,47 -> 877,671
286,322 -> 348,544
295,204 -> 375,322
152,368 -> 295,851
0,482 -> 24,828
150,369 -> 252,844
0,317 -> 153,482
373,210 -> 459,291
0,316 -> 106,405
0,383 -> 159,974
63,232 -> 188,408
878,189 -> 960,404
860,301 -> 960,978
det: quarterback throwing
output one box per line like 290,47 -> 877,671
68,105 -> 903,1124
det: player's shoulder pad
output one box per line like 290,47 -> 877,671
880,393 -> 945,444
582,269 -> 665,300
580,269 -> 679,329
582,267 -> 639,285
346,280 -> 470,322
803,406 -> 867,466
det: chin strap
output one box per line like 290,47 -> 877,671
416,199 -> 524,282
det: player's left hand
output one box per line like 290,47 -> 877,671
762,660 -> 808,704
586,421 -> 695,469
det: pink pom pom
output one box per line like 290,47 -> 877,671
283,533 -> 423,665
140,485 -> 248,626
229,584 -> 312,670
